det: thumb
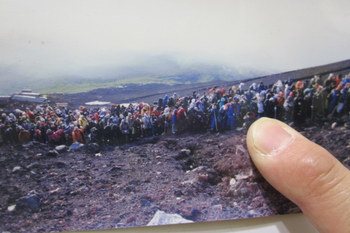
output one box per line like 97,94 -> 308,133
247,117 -> 350,233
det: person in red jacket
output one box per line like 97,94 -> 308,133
176,106 -> 186,133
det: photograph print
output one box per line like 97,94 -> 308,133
0,0 -> 350,232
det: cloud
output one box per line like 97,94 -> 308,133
0,0 -> 349,81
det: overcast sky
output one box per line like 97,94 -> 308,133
0,0 -> 349,80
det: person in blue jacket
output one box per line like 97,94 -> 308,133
226,103 -> 235,130
210,104 -> 218,132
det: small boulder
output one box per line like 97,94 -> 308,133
175,149 -> 191,160
55,145 -> 67,153
235,145 -> 247,155
181,208 -> 201,221
7,204 -> 16,212
12,166 -> 23,173
46,150 -> 59,157
206,168 -> 220,185
238,187 -> 249,197
16,191 -> 42,213
331,122 -> 338,129
22,142 -> 33,148
87,143 -> 100,153
34,153 -> 43,158
174,190 -> 183,197
345,122 -> 350,129
53,161 -> 67,168
229,178 -> 236,186
147,210 -> 193,226
27,162 -> 42,170
109,166 -> 122,172
140,199 -> 151,207
235,169 -> 253,180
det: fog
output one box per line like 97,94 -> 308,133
0,0 -> 349,82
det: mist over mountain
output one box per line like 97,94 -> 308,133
0,56 -> 269,95
1,1 -> 350,97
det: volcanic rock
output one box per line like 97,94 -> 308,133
12,166 -> 23,173
229,178 -> 236,186
7,204 -> 16,212
345,122 -> 350,129
331,122 -> 338,129
26,162 -> 42,170
87,143 -> 100,153
235,169 -> 253,180
53,161 -> 67,168
46,150 -> 59,157
55,145 -> 67,153
147,210 -> 193,226
180,208 -> 202,221
175,149 -> 192,160
16,191 -> 42,213
22,142 -> 34,148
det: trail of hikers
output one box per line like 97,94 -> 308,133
1,73 -> 350,148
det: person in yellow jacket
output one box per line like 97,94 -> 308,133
78,115 -> 88,129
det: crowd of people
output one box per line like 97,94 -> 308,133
1,73 -> 350,147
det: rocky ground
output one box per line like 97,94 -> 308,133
1,124 -> 349,233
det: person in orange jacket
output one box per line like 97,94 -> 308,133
18,127 -> 31,144
72,127 -> 85,144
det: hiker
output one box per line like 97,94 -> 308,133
1,71 -> 350,149
226,103 -> 235,130
120,119 -> 129,143
257,94 -> 265,119
72,127 -> 85,144
176,106 -> 186,133
171,108 -> 177,135
283,93 -> 295,123
78,115 -> 89,129
218,104 -> 227,131
142,112 -> 152,137
328,87 -> 339,115
18,127 -> 31,144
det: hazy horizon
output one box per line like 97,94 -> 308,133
1,0 -> 350,93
